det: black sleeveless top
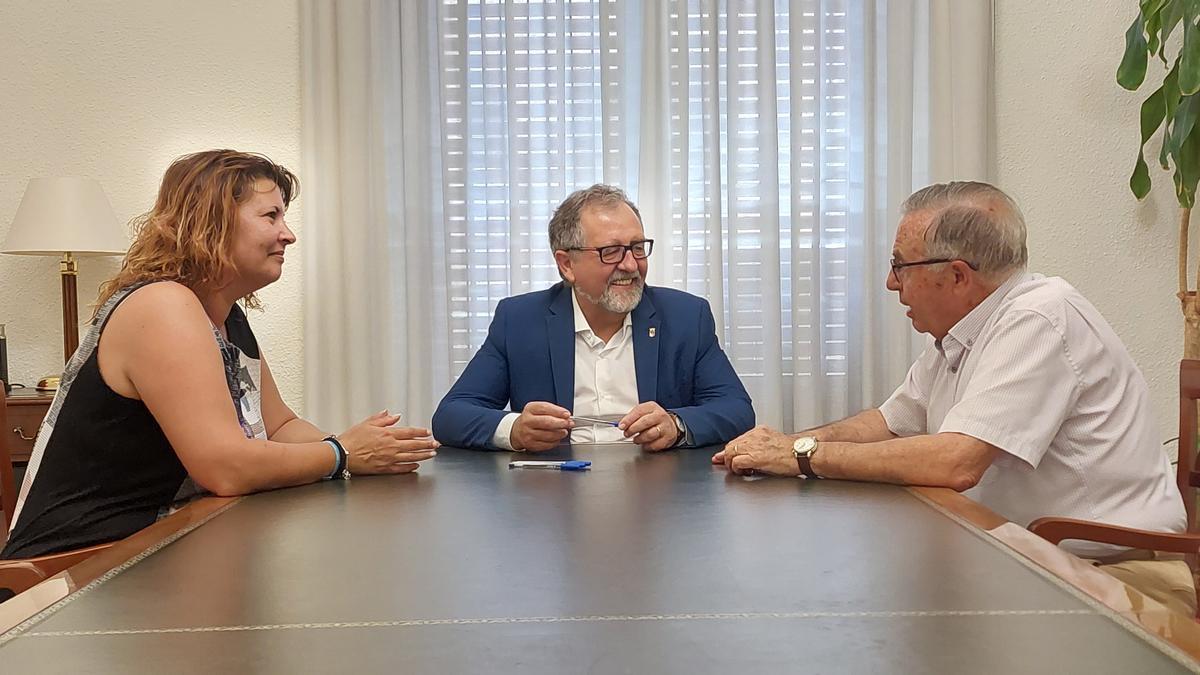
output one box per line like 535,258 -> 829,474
1,284 -> 261,559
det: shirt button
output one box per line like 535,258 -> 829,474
950,366 -> 958,373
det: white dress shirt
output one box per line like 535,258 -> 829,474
493,290 -> 639,449
879,273 -> 1185,558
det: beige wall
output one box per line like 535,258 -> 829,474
995,1 -> 1182,447
0,0 -> 305,409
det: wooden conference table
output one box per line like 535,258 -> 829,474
1,443 -> 1200,673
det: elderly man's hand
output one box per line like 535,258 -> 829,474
711,426 -> 799,476
619,401 -> 679,452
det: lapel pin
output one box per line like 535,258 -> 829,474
649,327 -> 656,338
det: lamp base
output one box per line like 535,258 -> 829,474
36,375 -> 61,392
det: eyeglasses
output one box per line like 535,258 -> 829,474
889,258 -> 978,280
566,239 -> 654,264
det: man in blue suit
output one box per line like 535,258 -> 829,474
433,184 -> 754,452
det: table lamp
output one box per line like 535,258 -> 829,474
2,178 -> 129,374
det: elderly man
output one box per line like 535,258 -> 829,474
714,181 -> 1193,614
433,184 -> 754,452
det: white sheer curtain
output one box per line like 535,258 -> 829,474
300,0 -> 992,432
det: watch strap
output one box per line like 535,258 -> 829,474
667,411 -> 688,448
795,452 -> 818,479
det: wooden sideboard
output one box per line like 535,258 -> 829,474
5,389 -> 53,463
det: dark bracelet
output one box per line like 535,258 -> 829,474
322,435 -> 350,480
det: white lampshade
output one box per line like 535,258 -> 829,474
3,178 -> 128,256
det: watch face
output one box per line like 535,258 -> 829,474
792,436 -> 817,456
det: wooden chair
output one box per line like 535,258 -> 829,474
1029,359 -> 1200,611
0,382 -> 17,532
0,543 -> 114,598
0,381 -> 116,599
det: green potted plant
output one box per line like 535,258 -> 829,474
1121,0 -> 1200,358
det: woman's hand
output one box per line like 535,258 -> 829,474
337,411 -> 440,475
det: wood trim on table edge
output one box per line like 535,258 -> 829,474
909,486 -> 1009,531
0,496 -> 241,639
910,486 -> 1200,668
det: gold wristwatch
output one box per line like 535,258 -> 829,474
792,436 -> 821,479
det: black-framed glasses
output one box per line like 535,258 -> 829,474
566,239 -> 654,264
889,258 -> 978,280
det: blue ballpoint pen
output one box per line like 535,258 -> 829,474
508,460 -> 592,471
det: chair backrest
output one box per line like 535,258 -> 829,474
1179,359 -> 1200,533
0,383 -> 15,533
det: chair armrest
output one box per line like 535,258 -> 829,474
1028,517 -> 1200,555
0,542 -> 114,597
0,561 -> 49,598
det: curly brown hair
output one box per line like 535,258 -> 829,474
93,150 -> 299,319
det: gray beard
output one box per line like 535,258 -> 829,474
575,276 -> 644,314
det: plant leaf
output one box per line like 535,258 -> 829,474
1142,0 -> 1171,21
1181,6 -> 1200,93
1141,84 -> 1168,143
1160,1 -> 1187,64
1119,15 -> 1150,90
1161,63 -> 1183,168
1168,92 -> 1200,163
1132,150 -> 1153,199
1174,156 -> 1185,199
1147,6 -> 1164,55
1131,80 -> 1167,200
1177,125 -> 1200,207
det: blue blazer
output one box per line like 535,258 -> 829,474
432,283 -> 754,449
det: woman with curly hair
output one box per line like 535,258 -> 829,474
2,150 -> 438,559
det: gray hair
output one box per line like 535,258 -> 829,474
902,181 -> 1028,278
548,184 -> 642,251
